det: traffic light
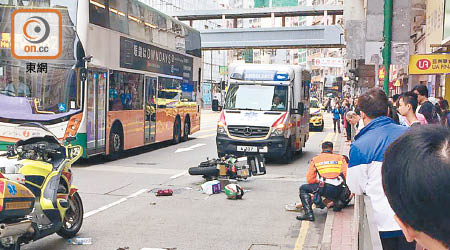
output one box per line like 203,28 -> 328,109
221,81 -> 226,90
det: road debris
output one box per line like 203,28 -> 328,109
200,180 -> 221,194
68,237 -> 92,245
156,189 -> 173,196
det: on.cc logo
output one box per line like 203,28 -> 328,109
11,9 -> 62,60
23,16 -> 50,44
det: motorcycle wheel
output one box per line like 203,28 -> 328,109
57,192 -> 84,239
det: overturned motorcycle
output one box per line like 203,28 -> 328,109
188,154 -> 267,180
0,123 -> 83,249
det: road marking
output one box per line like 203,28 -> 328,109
322,132 -> 334,143
170,171 -> 187,179
82,165 -> 182,175
196,133 -> 216,139
175,143 -> 206,153
294,221 -> 310,250
333,132 -> 339,143
141,248 -> 172,250
84,188 -> 148,219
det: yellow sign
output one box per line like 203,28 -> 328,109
378,67 -> 386,80
0,33 -> 10,49
409,54 -> 450,75
394,80 -> 401,87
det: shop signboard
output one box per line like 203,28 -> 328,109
312,58 -> 344,68
409,54 -> 450,75
378,67 -> 386,80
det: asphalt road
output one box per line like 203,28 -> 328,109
23,111 -> 339,250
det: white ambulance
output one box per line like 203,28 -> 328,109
216,64 -> 311,163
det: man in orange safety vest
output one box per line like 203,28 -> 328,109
297,141 -> 350,221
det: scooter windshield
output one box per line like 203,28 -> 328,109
13,122 -> 60,144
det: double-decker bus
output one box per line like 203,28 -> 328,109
0,0 -> 202,159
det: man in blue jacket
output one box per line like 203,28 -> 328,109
347,88 -> 415,250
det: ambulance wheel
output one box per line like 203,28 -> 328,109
319,124 -> 324,132
57,192 -> 84,239
282,139 -> 293,164
295,148 -> 303,156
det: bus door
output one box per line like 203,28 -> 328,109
86,69 -> 107,155
144,76 -> 157,143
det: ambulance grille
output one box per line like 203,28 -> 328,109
227,126 -> 270,138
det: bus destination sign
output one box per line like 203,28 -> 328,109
120,36 -> 193,81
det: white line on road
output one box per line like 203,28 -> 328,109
84,188 -> 149,219
170,171 -> 187,179
175,143 -> 206,153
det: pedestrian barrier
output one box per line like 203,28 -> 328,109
356,195 -> 383,250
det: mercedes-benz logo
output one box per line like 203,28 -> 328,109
243,127 -> 252,136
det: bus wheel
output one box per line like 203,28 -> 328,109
172,118 -> 181,144
107,127 -> 122,160
182,119 -> 190,142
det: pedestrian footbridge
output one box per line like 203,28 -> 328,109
172,5 -> 345,49
200,25 -> 345,50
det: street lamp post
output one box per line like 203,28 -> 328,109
382,0 -> 393,95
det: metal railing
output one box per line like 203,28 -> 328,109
356,195 -> 383,250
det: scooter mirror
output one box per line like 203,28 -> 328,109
66,137 -> 76,143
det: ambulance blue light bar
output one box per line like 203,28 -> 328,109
230,70 -> 291,81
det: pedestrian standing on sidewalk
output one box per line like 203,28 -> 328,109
346,88 -> 415,250
345,111 -> 360,142
397,92 -> 421,127
332,104 -> 342,133
382,126 -> 450,250
344,102 -> 352,142
413,85 -> 440,124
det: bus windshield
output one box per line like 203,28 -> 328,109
0,60 -> 80,120
0,1 -> 81,121
224,84 -> 288,111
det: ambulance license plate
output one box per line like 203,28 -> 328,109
237,146 -> 258,152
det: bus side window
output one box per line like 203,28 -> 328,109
89,0 -> 110,28
109,0 -> 129,34
109,71 -> 123,111
130,73 -> 144,110
128,0 -> 146,40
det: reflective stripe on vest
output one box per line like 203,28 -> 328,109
314,161 -> 342,179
